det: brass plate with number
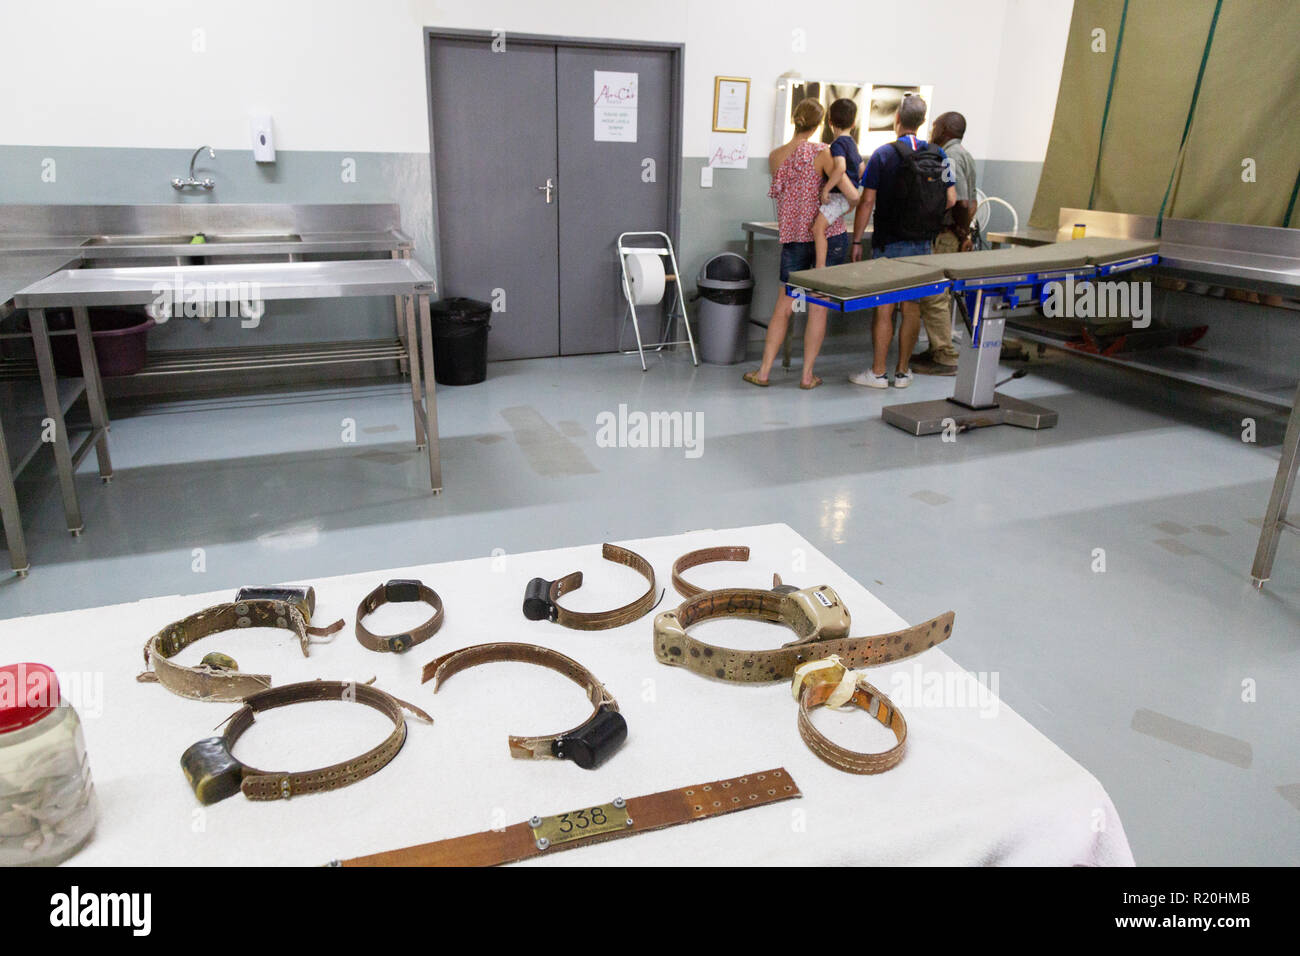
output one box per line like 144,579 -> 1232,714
530,802 -> 632,848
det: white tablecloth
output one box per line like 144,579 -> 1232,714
0,523 -> 1133,866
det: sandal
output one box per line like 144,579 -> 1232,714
742,371 -> 770,387
799,375 -> 824,390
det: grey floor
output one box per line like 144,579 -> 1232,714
3,336 -> 1298,866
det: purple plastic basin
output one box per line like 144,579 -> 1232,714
49,309 -> 155,377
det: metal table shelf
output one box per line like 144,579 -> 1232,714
1004,323 -> 1297,410
2,377 -> 87,476
130,338 -> 408,377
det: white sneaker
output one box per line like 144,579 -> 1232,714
892,370 -> 913,388
849,370 -> 890,389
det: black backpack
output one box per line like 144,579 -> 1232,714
887,139 -> 948,241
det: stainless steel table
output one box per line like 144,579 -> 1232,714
1251,381 -> 1300,588
0,407 -> 22,574
0,376 -> 90,576
987,211 -> 1300,583
0,204 -> 419,378
1,252 -> 103,575
14,259 -> 442,493
740,219 -> 780,260
989,210 -> 1300,409
985,227 -> 1058,247
740,220 -> 874,368
741,220 -> 874,258
990,215 -> 1300,297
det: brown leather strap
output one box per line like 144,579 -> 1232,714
529,543 -> 658,630
355,579 -> 444,653
654,586 -> 954,682
421,643 -> 624,768
138,599 -> 345,702
333,767 -> 800,866
181,680 -> 432,804
671,545 -> 754,598
793,657 -> 907,774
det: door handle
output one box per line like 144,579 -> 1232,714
537,178 -> 555,204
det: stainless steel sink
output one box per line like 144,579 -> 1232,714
203,233 -> 302,244
82,233 -> 302,247
82,234 -> 194,246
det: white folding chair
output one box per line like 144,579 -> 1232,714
973,190 -> 1020,248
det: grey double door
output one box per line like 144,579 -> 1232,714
429,35 -> 677,360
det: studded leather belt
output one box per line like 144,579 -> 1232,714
792,656 -> 907,774
422,642 -> 627,769
179,679 -> 432,804
138,595 -> 344,702
523,543 -> 658,630
355,579 -> 444,653
333,767 -> 801,866
654,584 -> 954,682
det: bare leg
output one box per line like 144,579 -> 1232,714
754,293 -> 796,382
897,301 -> 922,374
812,214 -> 829,269
801,304 -> 828,385
871,303 -> 894,376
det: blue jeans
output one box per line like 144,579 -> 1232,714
780,233 -> 850,282
876,239 -> 933,259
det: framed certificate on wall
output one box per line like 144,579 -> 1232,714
712,76 -> 750,133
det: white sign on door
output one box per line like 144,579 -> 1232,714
594,70 -> 638,142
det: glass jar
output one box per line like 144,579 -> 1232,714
0,663 -> 97,866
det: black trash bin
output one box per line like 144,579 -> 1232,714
696,253 -> 754,365
429,297 -> 491,386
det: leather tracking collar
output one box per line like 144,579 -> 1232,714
422,642 -> 626,769
523,543 -> 658,630
654,585 -> 954,682
138,599 -> 345,702
670,545 -> 796,598
179,680 -> 432,804
333,767 -> 800,866
355,579 -> 444,653
792,656 -> 907,774
673,545 -> 759,597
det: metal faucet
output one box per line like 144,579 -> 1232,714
172,146 -> 216,190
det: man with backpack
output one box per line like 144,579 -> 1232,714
848,94 -> 956,388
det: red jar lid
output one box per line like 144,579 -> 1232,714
0,663 -> 62,733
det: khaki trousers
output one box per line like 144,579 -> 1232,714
917,230 -> 961,366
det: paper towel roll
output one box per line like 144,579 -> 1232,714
626,253 -> 666,305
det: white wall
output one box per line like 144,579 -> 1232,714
678,0 -> 1012,160
0,0 -> 1070,162
985,0 -> 1075,161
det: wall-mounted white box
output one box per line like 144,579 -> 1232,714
250,115 -> 275,162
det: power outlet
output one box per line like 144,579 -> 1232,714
700,166 -> 714,188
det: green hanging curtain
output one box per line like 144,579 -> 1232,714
1029,0 -> 1299,230
1090,0 -> 1218,218
1286,170 -> 1300,228
1085,0 -> 1128,210
1028,0 -> 1126,229
1165,0 -> 1300,227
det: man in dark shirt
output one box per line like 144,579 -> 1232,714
848,94 -> 956,389
912,110 -> 977,374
